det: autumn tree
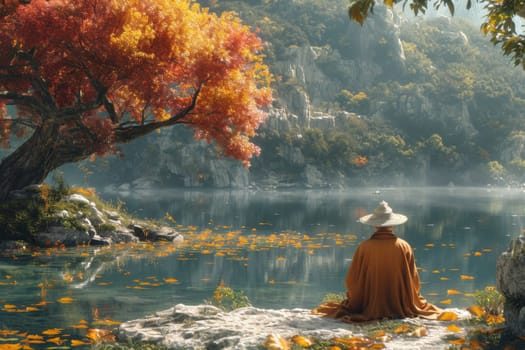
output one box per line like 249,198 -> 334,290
0,0 -> 272,199
348,0 -> 525,68
0,0 -> 30,18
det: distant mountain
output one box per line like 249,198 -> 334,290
63,0 -> 525,190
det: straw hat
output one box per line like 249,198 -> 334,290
358,200 -> 407,226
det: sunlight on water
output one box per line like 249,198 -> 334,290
0,186 -> 523,344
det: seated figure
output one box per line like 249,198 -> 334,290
313,200 -> 442,322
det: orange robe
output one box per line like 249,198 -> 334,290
314,228 -> 441,322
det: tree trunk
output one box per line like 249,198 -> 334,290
0,122 -> 91,200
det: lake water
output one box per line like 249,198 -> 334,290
0,186 -> 524,346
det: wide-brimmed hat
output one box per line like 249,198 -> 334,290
358,200 -> 407,226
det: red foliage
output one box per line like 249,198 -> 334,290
0,0 -> 272,165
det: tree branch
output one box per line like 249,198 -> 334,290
113,83 -> 202,143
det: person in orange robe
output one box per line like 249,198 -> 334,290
313,201 -> 442,322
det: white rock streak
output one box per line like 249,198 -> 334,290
118,304 -> 471,349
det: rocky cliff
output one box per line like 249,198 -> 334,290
70,4 -> 525,190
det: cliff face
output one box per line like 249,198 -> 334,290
73,4 -> 525,190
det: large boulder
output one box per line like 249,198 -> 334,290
496,234 -> 525,336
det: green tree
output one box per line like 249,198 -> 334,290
348,0 -> 525,69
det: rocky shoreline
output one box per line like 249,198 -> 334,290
117,304 -> 472,350
1,185 -> 182,248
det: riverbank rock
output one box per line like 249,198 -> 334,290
2,187 -> 182,247
118,304 -> 471,350
497,234 -> 525,336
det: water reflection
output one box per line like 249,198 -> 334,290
1,187 -> 524,337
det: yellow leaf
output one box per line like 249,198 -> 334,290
25,335 -> 44,340
263,334 -> 289,350
486,314 -> 505,325
438,311 -> 459,321
467,305 -> 485,317
92,319 -> 121,326
291,335 -> 313,347
440,299 -> 452,305
446,324 -> 463,332
384,0 -> 394,8
0,330 -> 19,336
86,328 -> 115,343
372,330 -> 385,338
57,297 -> 75,304
447,289 -> 462,295
46,337 -> 63,345
71,339 -> 91,346
41,329 -> 62,336
163,278 -> 179,284
70,324 -> 89,329
460,275 -> 475,280
3,304 -> 16,310
447,337 -> 466,345
394,324 -> 411,334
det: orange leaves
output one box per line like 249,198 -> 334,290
263,334 -> 289,350
57,297 -> 76,304
468,305 -> 485,317
446,324 -> 463,333
447,289 -> 462,295
41,329 -> 62,336
1,0 -> 272,165
460,275 -> 475,280
291,335 -> 313,347
163,277 -> 179,284
86,328 -> 115,343
438,311 -> 459,321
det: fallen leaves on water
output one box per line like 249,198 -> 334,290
460,275 -> 475,280
163,278 -> 179,284
447,289 -> 462,295
41,329 -> 62,336
57,297 -> 75,304
71,339 -> 91,347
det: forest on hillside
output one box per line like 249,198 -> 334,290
62,0 -> 525,188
